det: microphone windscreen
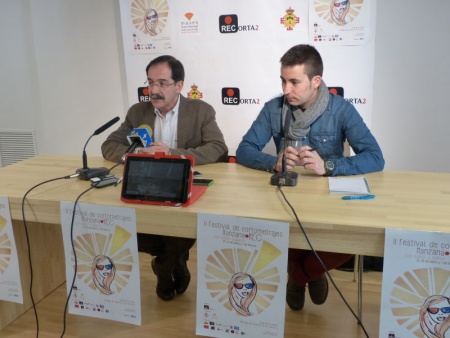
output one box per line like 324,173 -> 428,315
126,125 -> 153,148
138,124 -> 153,137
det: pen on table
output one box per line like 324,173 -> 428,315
115,177 -> 123,187
341,195 -> 375,200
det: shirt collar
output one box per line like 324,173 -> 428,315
154,94 -> 181,118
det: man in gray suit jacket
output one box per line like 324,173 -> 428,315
102,55 -> 228,301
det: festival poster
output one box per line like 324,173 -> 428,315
120,0 -> 174,54
380,228 -> 450,338
196,213 -> 290,338
0,196 -> 23,303
60,201 -> 141,325
309,0 -> 371,46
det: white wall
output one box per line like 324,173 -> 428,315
0,0 -> 128,158
1,1 -> 449,172
372,2 -> 450,172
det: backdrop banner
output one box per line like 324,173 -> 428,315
119,0 -> 376,156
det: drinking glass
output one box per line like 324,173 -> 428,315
285,138 -> 303,165
286,138 -> 303,150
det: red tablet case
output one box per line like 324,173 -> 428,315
120,152 -> 207,207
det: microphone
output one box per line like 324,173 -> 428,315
76,116 -> 120,180
120,124 -> 153,163
93,116 -> 120,136
270,108 -> 298,186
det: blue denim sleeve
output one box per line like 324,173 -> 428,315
332,100 -> 385,175
236,98 -> 284,171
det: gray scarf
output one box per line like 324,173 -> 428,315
282,81 -> 329,140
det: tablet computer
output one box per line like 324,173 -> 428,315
121,153 -> 207,207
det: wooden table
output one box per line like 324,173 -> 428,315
1,155 -> 450,329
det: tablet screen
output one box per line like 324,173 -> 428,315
121,156 -> 191,204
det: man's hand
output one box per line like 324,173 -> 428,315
297,146 -> 326,175
136,142 -> 170,155
274,146 -> 301,172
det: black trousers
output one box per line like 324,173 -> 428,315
137,233 -> 196,275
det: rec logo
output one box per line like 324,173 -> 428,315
137,87 -> 150,102
328,86 -> 344,97
222,87 -> 240,105
219,14 -> 238,33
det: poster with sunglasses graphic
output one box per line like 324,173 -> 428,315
60,201 -> 141,325
120,0 -> 174,54
196,213 -> 289,338
380,228 -> 450,338
308,0 -> 370,46
0,196 -> 23,304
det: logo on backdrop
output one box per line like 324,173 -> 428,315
180,12 -> 199,35
329,86 -> 344,97
219,14 -> 238,33
138,84 -> 204,102
328,86 -> 367,105
222,87 -> 240,104
346,97 -> 367,104
138,87 -> 150,102
187,84 -> 203,99
222,88 -> 260,105
219,14 -> 259,34
280,7 -> 300,31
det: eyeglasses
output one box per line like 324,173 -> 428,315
96,264 -> 113,271
145,79 -> 176,89
427,307 -> 450,314
234,283 -> 254,290
334,1 -> 348,6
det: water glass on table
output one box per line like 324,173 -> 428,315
285,138 -> 303,165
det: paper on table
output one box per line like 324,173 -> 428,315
328,177 -> 371,194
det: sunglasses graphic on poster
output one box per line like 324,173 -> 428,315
196,213 -> 290,338
380,229 -> 450,338
60,201 -> 141,326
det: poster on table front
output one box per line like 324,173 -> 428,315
380,228 -> 450,338
196,213 -> 290,338
0,196 -> 23,303
60,201 -> 141,325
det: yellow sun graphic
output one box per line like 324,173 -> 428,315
71,225 -> 134,294
0,216 -> 12,275
130,0 -> 169,36
204,241 -> 282,315
390,267 -> 450,337
313,0 -> 364,26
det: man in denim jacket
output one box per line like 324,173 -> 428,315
236,44 -> 384,311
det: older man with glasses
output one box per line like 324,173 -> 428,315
102,55 -> 228,301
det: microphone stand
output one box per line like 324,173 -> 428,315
270,151 -> 298,186
270,105 -> 298,186
76,116 -> 120,180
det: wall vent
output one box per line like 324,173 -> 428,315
0,130 -> 37,167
